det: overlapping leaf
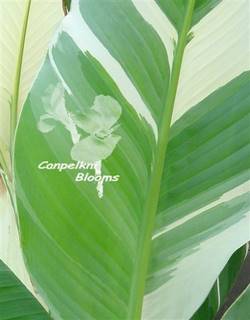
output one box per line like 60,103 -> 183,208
0,259 -> 49,320
13,0 -> 250,319
222,284 -> 250,320
0,0 -> 63,296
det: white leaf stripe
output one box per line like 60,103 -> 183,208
153,180 -> 250,238
132,0 -> 177,69
50,0 -> 161,139
172,0 -> 250,123
143,207 -> 250,320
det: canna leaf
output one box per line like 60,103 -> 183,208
192,245 -> 249,320
0,0 -> 63,296
13,0 -> 250,319
156,0 -> 222,32
221,284 -> 250,320
0,258 -> 50,320
0,0 -> 63,147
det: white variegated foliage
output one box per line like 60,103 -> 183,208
1,0 -> 249,319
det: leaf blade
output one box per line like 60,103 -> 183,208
0,259 -> 49,320
222,285 -> 250,320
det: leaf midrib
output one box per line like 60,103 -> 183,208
127,1 -> 196,318
10,0 -> 31,148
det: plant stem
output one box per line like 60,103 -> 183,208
128,1 -> 196,318
62,0 -> 69,15
10,0 -> 31,149
62,0 -> 71,14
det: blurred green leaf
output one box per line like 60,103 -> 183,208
0,259 -> 49,320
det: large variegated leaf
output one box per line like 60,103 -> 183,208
14,0 -> 250,319
0,0 -> 63,292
